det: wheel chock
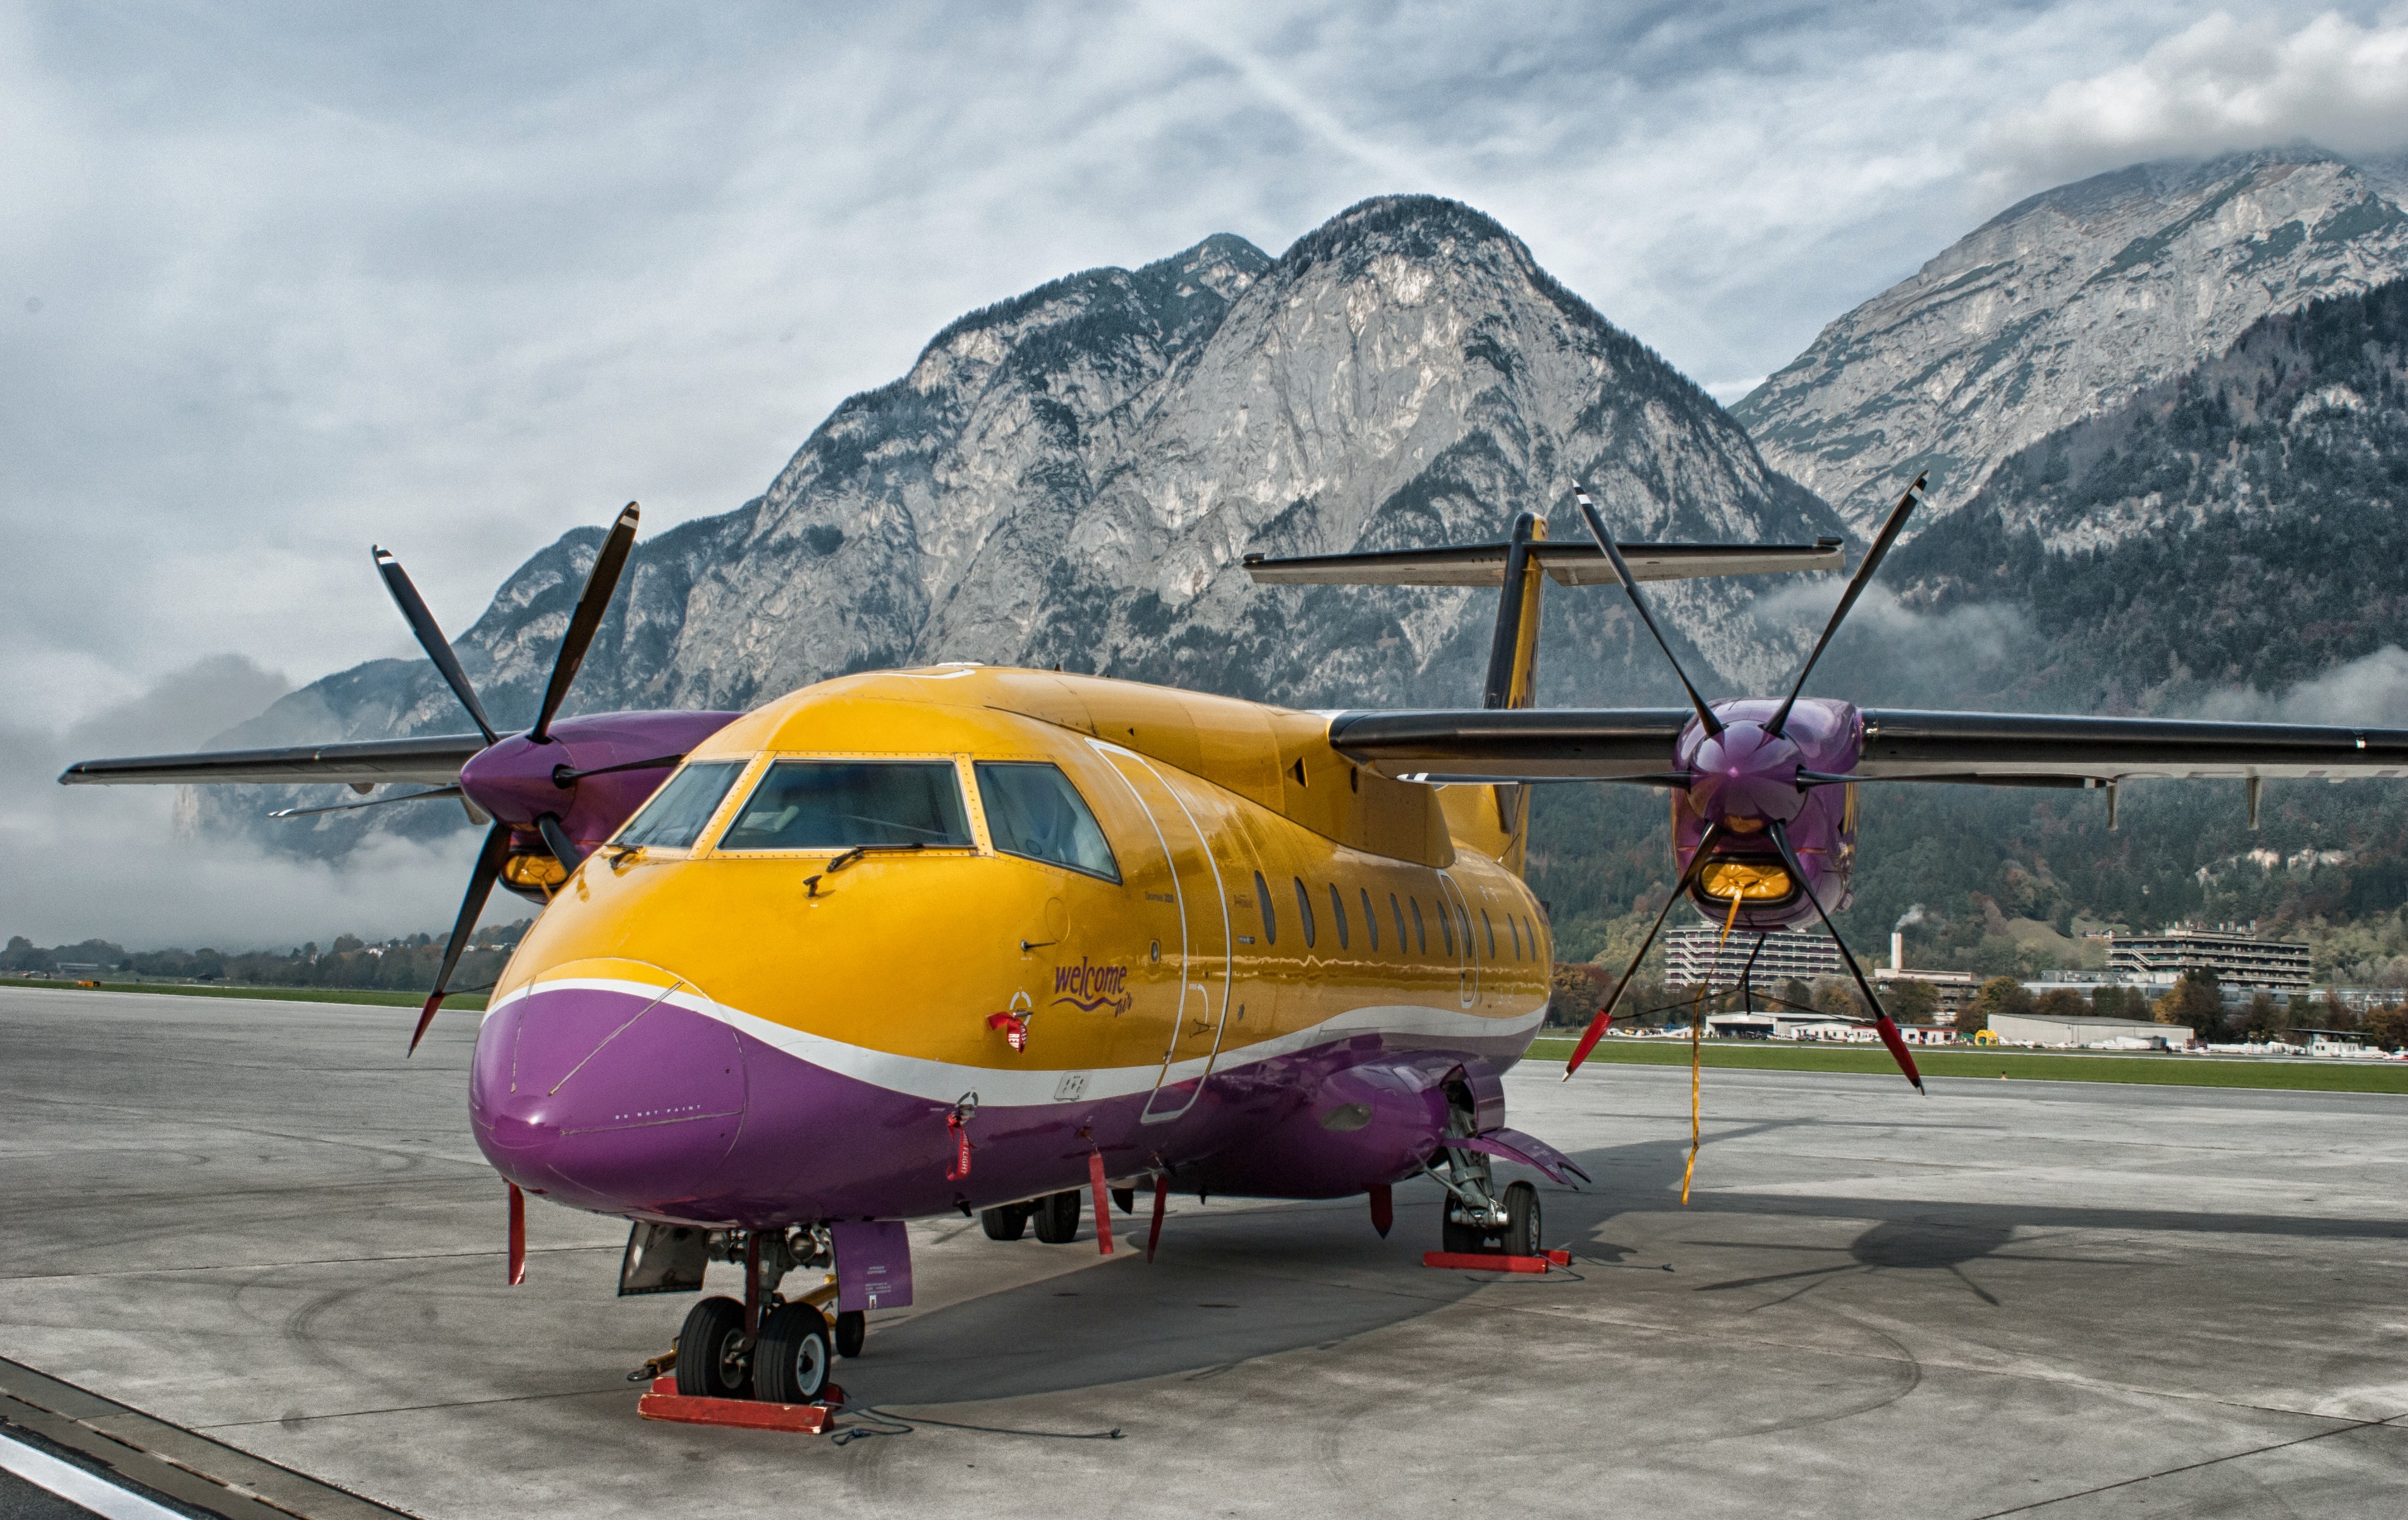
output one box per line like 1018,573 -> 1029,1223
637,1377 -> 849,1433
1421,1248 -> 1574,1273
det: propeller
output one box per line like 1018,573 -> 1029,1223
411,822 -> 513,1055
1765,818 -> 1923,1093
387,502 -> 646,1055
531,502 -> 640,744
1574,489 -> 1722,738
1765,472 -> 1925,739
1563,821 -> 1725,1077
375,548 -> 500,745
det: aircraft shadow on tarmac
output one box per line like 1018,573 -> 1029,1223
846,1121 -> 2408,1406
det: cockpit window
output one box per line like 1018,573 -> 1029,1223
719,761 -> 972,851
613,760 -> 743,851
973,762 -> 1119,882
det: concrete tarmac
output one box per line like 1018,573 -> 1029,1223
3,987 -> 2405,1519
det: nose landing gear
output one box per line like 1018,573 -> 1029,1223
658,1225 -> 865,1408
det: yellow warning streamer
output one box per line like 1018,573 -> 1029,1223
1681,887 -> 1746,1205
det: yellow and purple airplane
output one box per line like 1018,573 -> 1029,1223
62,481 -> 2408,1406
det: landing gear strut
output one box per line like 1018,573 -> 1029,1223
666,1225 -> 861,1403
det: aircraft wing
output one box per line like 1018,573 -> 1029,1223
1852,710 -> 2408,782
1325,708 -> 1697,782
58,733 -> 489,789
1244,538 -> 1846,587
1326,707 -> 2408,784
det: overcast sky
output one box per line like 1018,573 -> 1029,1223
9,1 -> 2408,947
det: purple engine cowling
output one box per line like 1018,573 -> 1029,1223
1672,696 -> 1861,934
458,709 -> 741,901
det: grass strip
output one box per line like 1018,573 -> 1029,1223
0,977 -> 488,1012
1525,1036 -> 2408,1093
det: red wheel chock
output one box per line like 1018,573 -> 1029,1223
1421,1248 -> 1572,1273
636,1377 -> 848,1433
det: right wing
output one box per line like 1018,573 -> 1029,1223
59,733 -> 490,789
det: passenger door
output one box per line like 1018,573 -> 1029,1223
1437,870 -> 1479,1009
1088,742 -> 1232,1122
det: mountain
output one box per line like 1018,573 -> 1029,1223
1734,149 -> 2408,534
212,195 -> 1841,853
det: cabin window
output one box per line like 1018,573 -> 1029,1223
719,760 -> 971,851
1328,884 -> 1349,950
1390,893 -> 1408,953
1455,902 -> 1474,958
1509,914 -> 1523,960
1482,909 -> 1497,960
1361,887 -> 1379,951
614,760 -> 743,851
974,762 -> 1119,881
1408,897 -> 1425,955
1255,870 -> 1277,945
1438,901 -> 1455,957
1526,916 -> 1545,962
1293,877 -> 1316,949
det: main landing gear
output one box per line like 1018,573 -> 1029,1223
980,1189 -> 1084,1244
659,1227 -> 868,1405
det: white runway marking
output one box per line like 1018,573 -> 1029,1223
0,1431 -> 185,1520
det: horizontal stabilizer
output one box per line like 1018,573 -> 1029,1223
1243,537 -> 1845,588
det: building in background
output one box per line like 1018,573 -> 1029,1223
1990,1011 -> 2198,1050
2107,927 -> 2311,995
1875,930 -> 1979,1019
1663,926 -> 1842,987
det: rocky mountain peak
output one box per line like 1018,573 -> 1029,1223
212,196 -> 1839,854
1736,147 -> 2408,533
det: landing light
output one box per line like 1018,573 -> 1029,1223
503,853 -> 571,889
1699,860 -> 1792,900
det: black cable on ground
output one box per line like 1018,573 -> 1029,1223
827,1402 -> 1122,1445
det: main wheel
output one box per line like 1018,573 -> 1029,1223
674,1295 -> 751,1399
834,1308 -> 866,1358
980,1204 -> 1029,1241
1502,1180 -> 1542,1257
1032,1189 -> 1082,1244
753,1302 -> 832,1404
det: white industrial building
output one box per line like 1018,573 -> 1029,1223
1988,1012 -> 2198,1050
2107,927 -> 2311,995
1663,925 -> 1843,987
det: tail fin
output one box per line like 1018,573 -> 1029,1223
1483,513 -> 1547,873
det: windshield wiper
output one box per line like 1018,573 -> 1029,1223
806,842 -> 925,896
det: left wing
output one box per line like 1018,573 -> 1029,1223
1327,707 -> 2408,784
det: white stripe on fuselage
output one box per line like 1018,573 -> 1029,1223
484,979 -> 1545,1108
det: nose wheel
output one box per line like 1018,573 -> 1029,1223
674,1296 -> 752,1399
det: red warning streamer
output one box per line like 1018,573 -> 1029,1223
1088,1150 -> 1115,1256
506,1182 -> 526,1286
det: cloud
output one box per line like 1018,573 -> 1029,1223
2189,645 -> 2408,726
1983,9 -> 2408,185
0,655 -> 483,949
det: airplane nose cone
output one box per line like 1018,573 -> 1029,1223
470,967 -> 746,1212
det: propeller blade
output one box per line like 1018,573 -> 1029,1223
535,813 -> 582,875
1765,819 -> 1924,1093
1574,490 -> 1722,738
1564,822 -> 1725,1076
1766,472 -> 1925,738
530,502 -> 640,743
269,785 -> 463,819
410,821 -> 511,1056
373,547 -> 499,745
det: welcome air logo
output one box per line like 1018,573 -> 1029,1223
1050,956 -> 1133,1017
